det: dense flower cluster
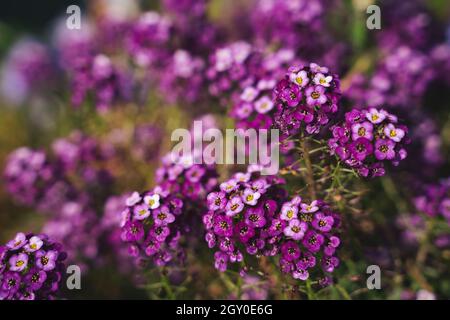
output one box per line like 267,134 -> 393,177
4,147 -> 54,207
203,166 -> 287,272
414,179 -> 450,225
206,42 -> 263,106
155,152 -> 219,202
230,49 -> 296,130
273,63 -> 340,136
0,39 -> 56,104
0,232 -> 66,300
345,47 -> 434,108
42,200 -> 100,272
158,50 -> 206,105
120,189 -> 186,266
277,198 -> 341,281
328,108 -> 409,178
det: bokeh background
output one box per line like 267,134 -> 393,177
0,0 -> 449,299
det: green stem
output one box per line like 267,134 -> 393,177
300,138 -> 317,199
305,279 -> 316,300
161,273 -> 176,300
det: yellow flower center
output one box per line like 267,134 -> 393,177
372,114 -> 379,121
311,92 -> 320,99
16,260 -> 24,267
390,130 -> 397,137
287,210 -> 294,219
246,194 -> 254,202
295,76 -> 303,85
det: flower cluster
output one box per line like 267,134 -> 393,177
230,49 -> 296,130
273,63 -> 340,136
345,46 -> 434,109
4,147 -> 55,207
155,152 -> 219,202
70,53 -> 132,112
158,50 -> 206,105
206,42 -> 263,106
414,179 -> 450,225
0,232 -> 66,300
120,189 -> 186,267
328,108 -> 409,178
42,200 -> 101,272
277,198 -> 341,281
203,166 -> 287,272
0,39 -> 56,104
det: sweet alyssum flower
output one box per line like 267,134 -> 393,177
203,166 -> 287,273
273,63 -> 340,136
0,232 -> 66,300
277,198 -> 341,282
328,107 -> 410,178
120,189 -> 185,267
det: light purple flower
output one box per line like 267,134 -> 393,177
24,236 -> 43,253
351,122 -> 373,141
225,196 -> 244,217
374,139 -> 396,160
283,219 -> 307,240
242,188 -> 261,206
9,253 -> 28,272
35,250 -> 58,271
365,108 -> 387,124
6,233 -> 26,250
300,201 -> 319,213
384,123 -> 405,142
306,85 -> 327,106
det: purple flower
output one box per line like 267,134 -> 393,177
126,191 -> 142,206
35,250 -> 58,271
280,202 -> 299,221
9,253 -> 28,272
242,188 -> 261,206
283,219 -> 308,240
214,251 -> 229,272
366,108 -> 387,124
245,208 -> 267,228
351,122 -> 373,141
225,196 -> 244,217
350,138 -> 373,161
305,85 -> 327,106
384,123 -> 405,142
312,213 -> 334,232
374,139 -> 396,160
281,241 -> 301,261
322,256 -> 339,273
24,268 -> 47,290
280,84 -> 302,107
324,236 -> 341,256
220,179 -> 238,193
150,226 -> 170,242
6,233 -> 26,250
207,191 -> 226,210
292,268 -> 309,281
123,221 -> 145,242
290,70 -> 309,87
133,203 -> 151,220
1,272 -> 21,297
143,194 -> 161,209
153,206 -> 175,225
213,215 -> 233,237
302,230 -> 324,253
24,236 -> 44,253
235,222 -> 255,243
300,201 -> 319,213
